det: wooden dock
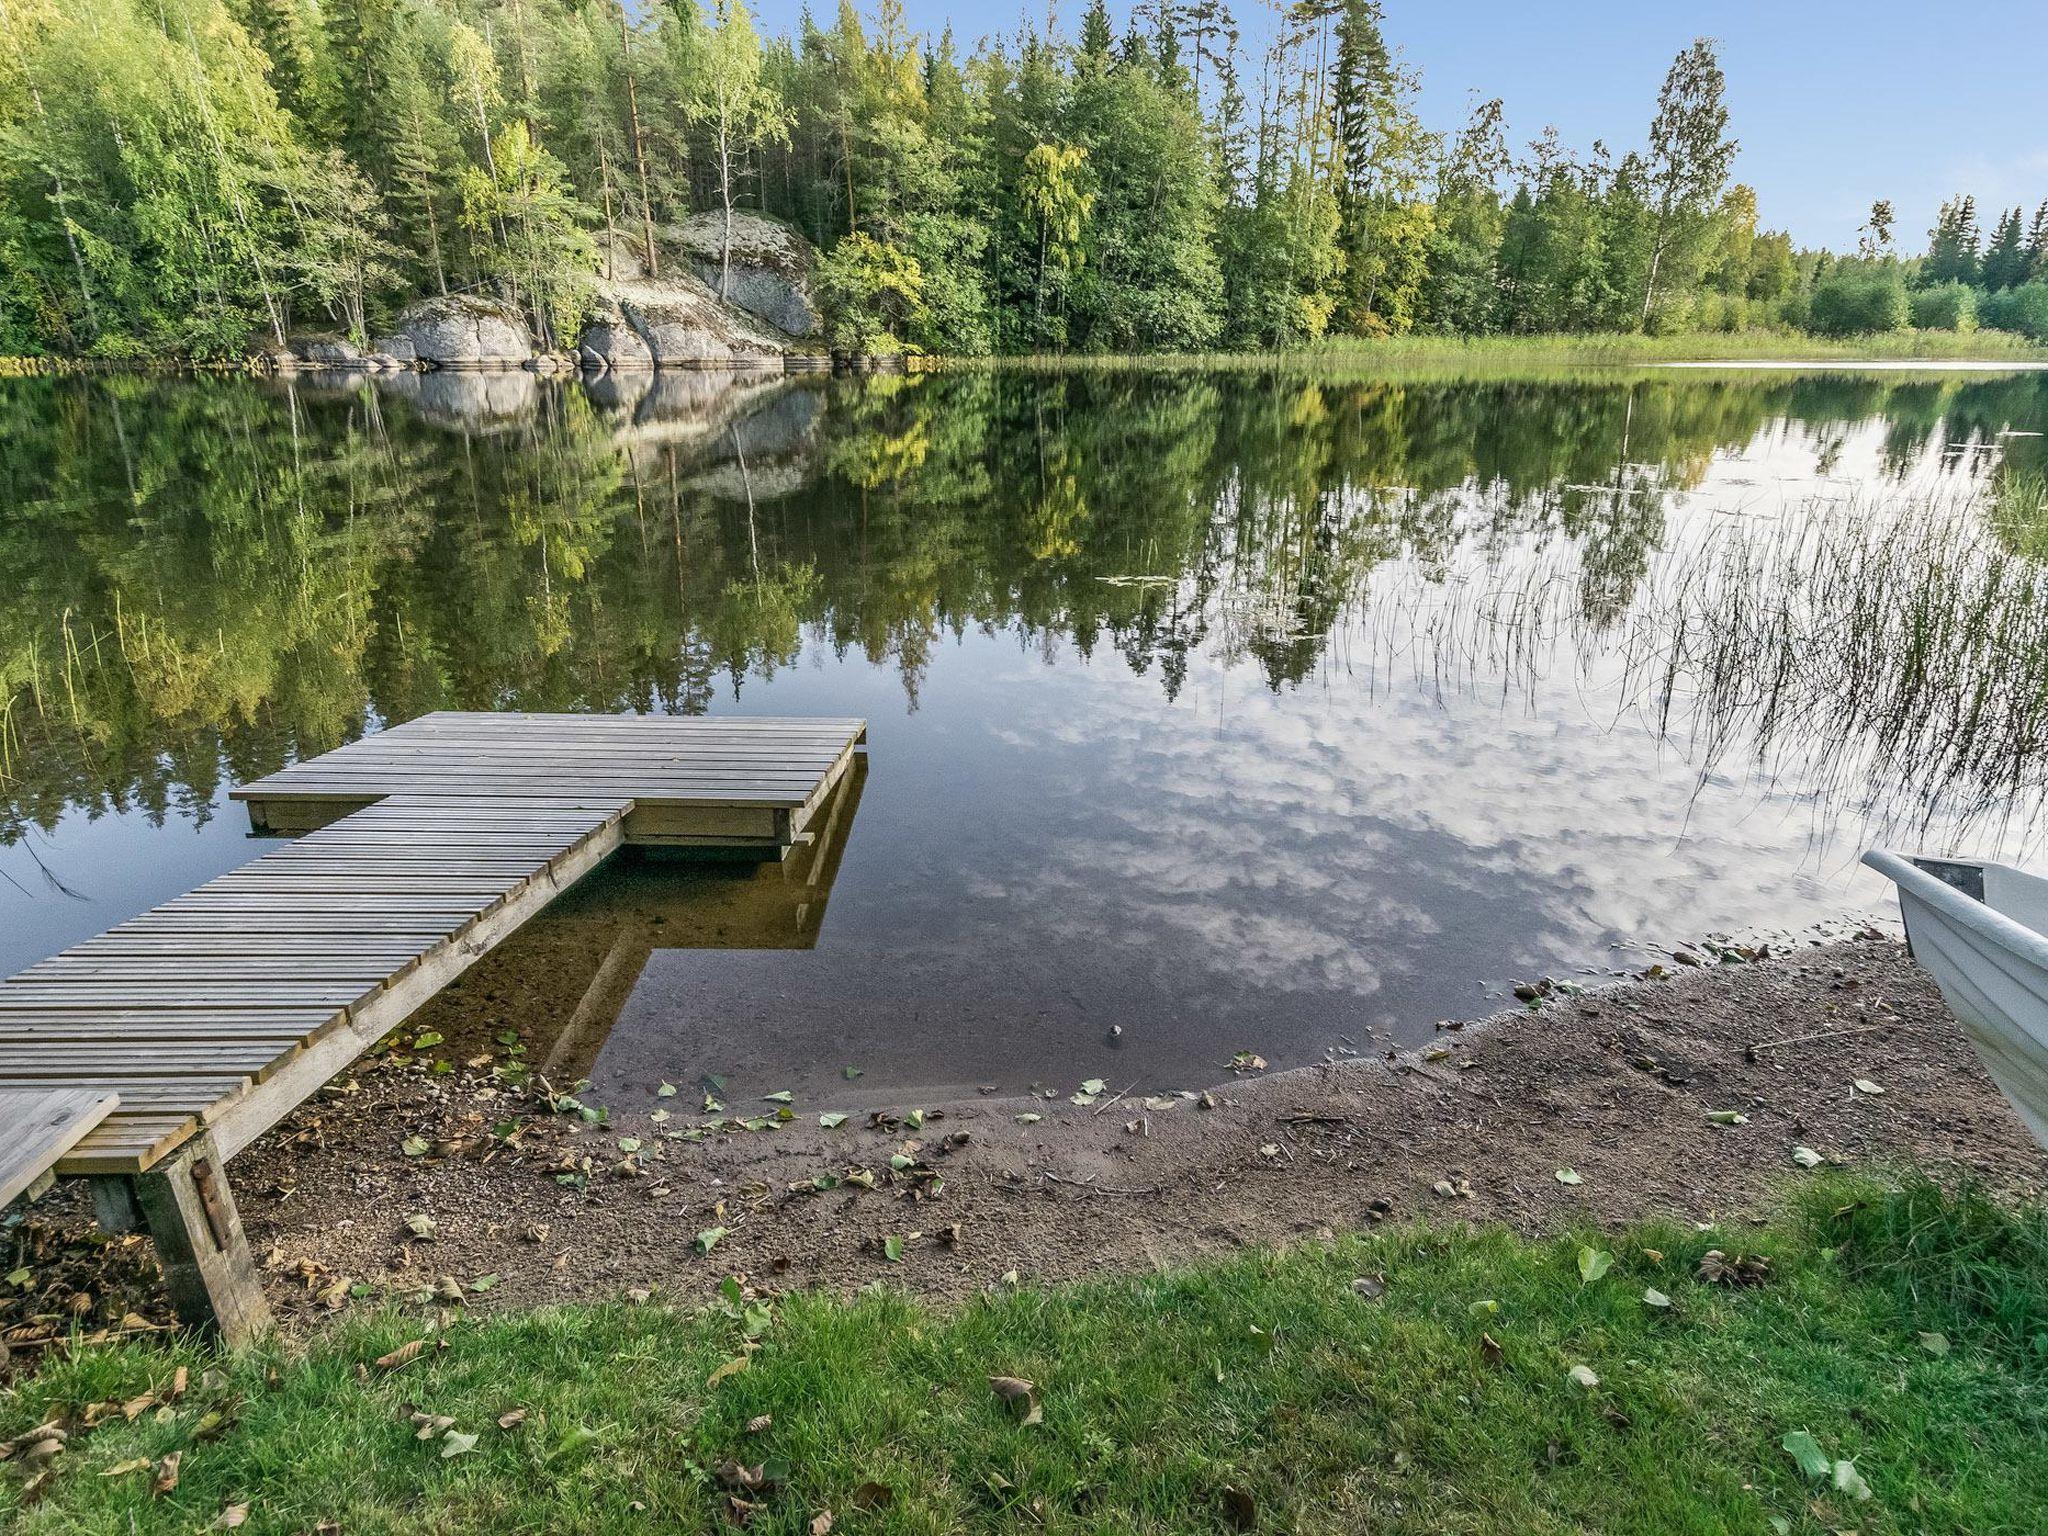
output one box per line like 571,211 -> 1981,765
0,711 -> 865,1339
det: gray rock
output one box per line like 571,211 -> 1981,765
371,334 -> 420,366
392,295 -> 532,369
575,301 -> 655,372
676,211 -> 819,337
289,334 -> 363,367
608,271 -> 792,368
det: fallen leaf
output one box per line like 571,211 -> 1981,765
1014,1113 -> 1042,1125
882,1235 -> 905,1262
763,1091 -> 794,1105
1781,1429 -> 1830,1481
1478,1332 -> 1504,1366
746,1414 -> 773,1434
1642,1287 -> 1672,1310
1221,1485 -> 1257,1530
1705,1110 -> 1749,1126
695,1227 -> 727,1255
375,1339 -> 426,1371
440,1430 -> 479,1459
152,1451 -> 181,1496
1831,1458 -> 1873,1501
1555,1167 -> 1584,1186
707,1355 -> 750,1387
1567,1364 -> 1599,1391
401,1136 -> 429,1157
1789,1146 -> 1825,1169
1919,1330 -> 1950,1356
1467,1298 -> 1500,1317
819,1112 -> 848,1128
215,1503 -> 250,1529
101,1459 -> 153,1478
406,1214 -> 437,1241
849,1481 -> 893,1510
1351,1274 -> 1386,1300
1853,1078 -> 1886,1096
809,1514 -> 835,1536
496,1409 -> 528,1430
1577,1247 -> 1613,1285
989,1375 -> 1042,1424
1697,1249 -> 1771,1287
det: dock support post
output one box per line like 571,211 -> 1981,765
133,1132 -> 272,1345
90,1175 -> 144,1233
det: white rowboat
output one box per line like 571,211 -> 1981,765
1863,849 -> 2048,1148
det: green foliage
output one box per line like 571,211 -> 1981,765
4,1180 -> 2046,1533
1981,281 -> 2048,341
1908,280 -> 1977,332
0,3 -> 2037,360
814,230 -> 922,352
1807,266 -> 1909,336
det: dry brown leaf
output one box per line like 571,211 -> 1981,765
496,1408 -> 528,1431
809,1512 -> 835,1535
152,1451 -> 182,1496
745,1414 -> 773,1434
988,1375 -> 1042,1425
1222,1485 -> 1258,1531
375,1339 -> 426,1372
849,1481 -> 894,1510
168,1366 -> 189,1402
707,1355 -> 750,1387
215,1502 -> 250,1529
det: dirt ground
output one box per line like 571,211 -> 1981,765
5,936 -> 2044,1352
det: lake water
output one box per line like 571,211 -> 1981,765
3,364 -> 2046,1103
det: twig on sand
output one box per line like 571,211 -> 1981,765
1041,1171 -> 1162,1198
1091,1082 -> 1136,1117
1744,1022 -> 1887,1061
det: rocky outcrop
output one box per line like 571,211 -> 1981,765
678,211 -> 819,337
392,295 -> 532,369
576,299 -> 655,372
591,271 -> 795,369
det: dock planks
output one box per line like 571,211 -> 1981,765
235,712 -> 868,847
4,713 -> 866,1183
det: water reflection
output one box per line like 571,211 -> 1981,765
2,365 -> 2046,1090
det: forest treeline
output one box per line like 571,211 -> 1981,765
4,0 -> 2048,359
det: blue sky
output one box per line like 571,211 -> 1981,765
745,0 -> 2048,251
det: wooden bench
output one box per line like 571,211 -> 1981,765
0,713 -> 865,1342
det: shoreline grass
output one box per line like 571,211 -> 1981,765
3,1174 -> 2043,1533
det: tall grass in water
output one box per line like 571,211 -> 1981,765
1630,488 -> 2048,841
1994,467 -> 2048,561
1344,477 -> 2048,849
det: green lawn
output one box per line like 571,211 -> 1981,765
4,1176 -> 2044,1534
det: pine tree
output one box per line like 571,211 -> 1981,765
2027,202 -> 2048,284
1981,206 -> 2026,290
1924,195 -> 1981,285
